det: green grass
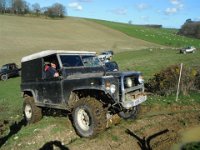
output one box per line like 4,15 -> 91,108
113,48 -> 200,79
92,19 -> 200,48
0,77 -> 22,122
181,142 -> 200,150
146,92 -> 200,106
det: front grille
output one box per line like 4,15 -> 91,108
120,74 -> 144,102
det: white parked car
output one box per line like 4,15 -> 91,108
97,54 -> 106,62
98,50 -> 113,62
180,46 -> 196,54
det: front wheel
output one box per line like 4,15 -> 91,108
118,106 -> 139,120
23,96 -> 42,124
72,97 -> 107,137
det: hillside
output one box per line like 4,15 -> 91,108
0,15 -> 159,65
1,15 -> 200,150
92,19 -> 200,48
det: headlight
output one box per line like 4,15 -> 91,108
138,75 -> 144,84
126,77 -> 132,88
110,84 -> 116,93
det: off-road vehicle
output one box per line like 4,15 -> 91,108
0,63 -> 21,81
180,46 -> 196,54
21,50 -> 147,137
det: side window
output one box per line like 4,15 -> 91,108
10,64 -> 16,70
43,54 -> 60,79
60,55 -> 83,67
9,65 -> 12,70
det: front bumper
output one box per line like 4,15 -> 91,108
121,93 -> 147,109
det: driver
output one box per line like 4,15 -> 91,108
45,62 -> 59,78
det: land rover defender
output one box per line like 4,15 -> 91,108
21,50 -> 147,137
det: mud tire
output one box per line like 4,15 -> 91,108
23,96 -> 42,124
72,97 -> 107,137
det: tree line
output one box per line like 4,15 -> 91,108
0,0 -> 66,18
178,19 -> 200,39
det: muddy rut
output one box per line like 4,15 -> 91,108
0,104 -> 200,150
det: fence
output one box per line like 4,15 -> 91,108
145,63 -> 200,99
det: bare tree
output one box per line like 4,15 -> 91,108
0,0 -> 66,17
11,0 -> 29,14
178,19 -> 200,39
32,3 -> 40,16
46,3 -> 66,18
0,0 -> 6,13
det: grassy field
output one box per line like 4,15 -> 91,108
92,19 -> 200,48
113,48 -> 200,79
1,15 -> 200,149
1,48 -> 199,121
0,78 -> 22,121
0,15 -> 158,66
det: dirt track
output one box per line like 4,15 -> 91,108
67,104 -> 200,150
1,104 -> 200,150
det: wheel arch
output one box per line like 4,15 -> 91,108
22,89 -> 36,99
67,88 -> 114,110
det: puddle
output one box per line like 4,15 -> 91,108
172,126 -> 200,150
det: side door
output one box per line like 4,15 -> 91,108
40,54 -> 63,105
9,64 -> 18,77
41,77 -> 63,104
6,65 -> 15,78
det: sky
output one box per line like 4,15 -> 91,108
25,0 -> 200,28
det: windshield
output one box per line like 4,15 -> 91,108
60,55 -> 102,68
1,65 -> 8,71
82,56 -> 102,67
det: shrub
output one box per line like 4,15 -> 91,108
194,67 -> 200,90
146,64 -> 198,96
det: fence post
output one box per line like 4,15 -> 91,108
176,63 -> 183,102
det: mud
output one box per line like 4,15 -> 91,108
1,104 -> 200,150
68,104 -> 200,150
0,120 -> 9,135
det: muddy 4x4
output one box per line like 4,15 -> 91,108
21,50 -> 147,137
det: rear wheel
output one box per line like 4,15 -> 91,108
118,106 -> 139,120
1,74 -> 8,81
23,96 -> 42,124
72,97 -> 107,137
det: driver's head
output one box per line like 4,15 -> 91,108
51,62 -> 56,69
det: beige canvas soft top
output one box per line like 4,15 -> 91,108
21,50 -> 96,62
